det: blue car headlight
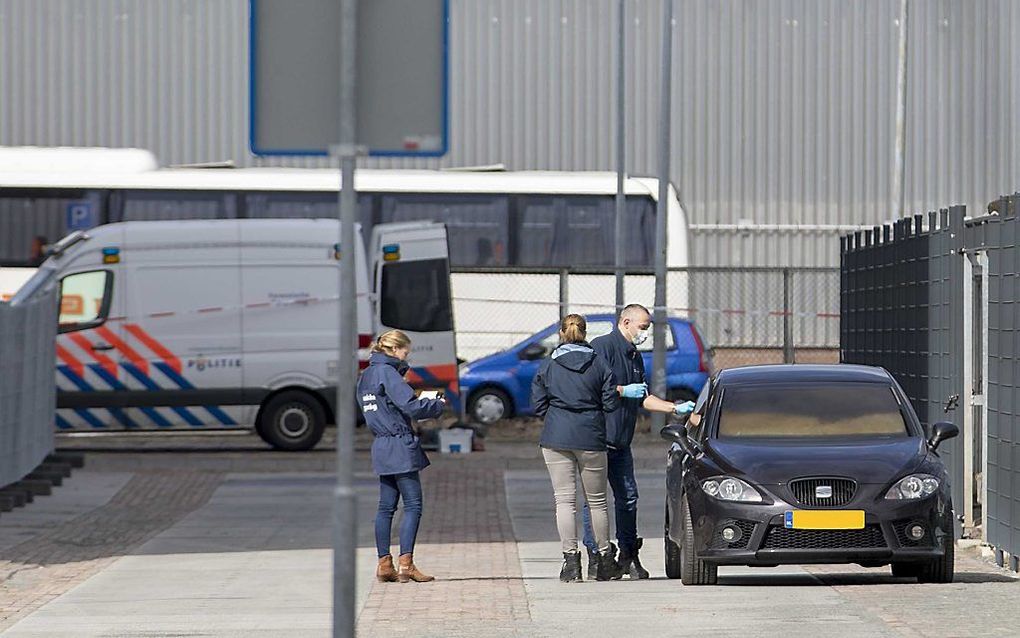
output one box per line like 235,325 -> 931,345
702,476 -> 763,503
885,474 -> 940,500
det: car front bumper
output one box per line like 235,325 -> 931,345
687,491 -> 953,567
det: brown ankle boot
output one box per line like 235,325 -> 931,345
397,553 -> 435,583
376,555 -> 398,583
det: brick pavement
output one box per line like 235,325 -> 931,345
357,455 -> 531,637
0,470 -> 223,632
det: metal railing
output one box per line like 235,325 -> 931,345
450,266 -> 840,368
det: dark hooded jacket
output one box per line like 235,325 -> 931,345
358,352 -> 445,475
530,342 -> 620,451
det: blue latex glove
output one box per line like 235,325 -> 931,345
621,383 -> 648,399
674,400 -> 696,416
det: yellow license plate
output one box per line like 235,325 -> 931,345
784,510 -> 865,529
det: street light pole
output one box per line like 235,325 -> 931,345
333,0 -> 358,636
651,0 -> 673,431
614,0 -> 627,314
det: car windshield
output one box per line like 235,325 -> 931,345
716,383 -> 909,439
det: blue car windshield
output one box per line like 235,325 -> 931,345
717,383 -> 909,439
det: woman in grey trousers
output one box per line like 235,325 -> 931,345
530,314 -> 624,582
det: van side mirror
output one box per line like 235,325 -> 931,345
928,421 -> 959,450
519,343 -> 547,361
660,424 -> 702,458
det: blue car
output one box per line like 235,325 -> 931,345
459,314 -> 713,424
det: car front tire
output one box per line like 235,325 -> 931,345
468,388 -> 512,424
917,534 -> 955,583
679,494 -> 717,586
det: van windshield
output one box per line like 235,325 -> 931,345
716,383 -> 909,439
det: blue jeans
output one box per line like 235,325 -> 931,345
582,446 -> 639,554
375,471 -> 423,558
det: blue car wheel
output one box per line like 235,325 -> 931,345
469,388 -> 512,424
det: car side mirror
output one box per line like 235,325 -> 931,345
928,421 -> 959,450
660,424 -> 703,458
519,343 -> 547,361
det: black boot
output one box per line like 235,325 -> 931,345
560,551 -> 582,583
619,538 -> 651,580
596,542 -> 625,581
586,547 -> 599,581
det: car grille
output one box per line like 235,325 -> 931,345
893,519 -> 932,547
761,525 -> 887,550
789,477 -> 857,507
708,519 -> 757,550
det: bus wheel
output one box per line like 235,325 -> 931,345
257,390 -> 326,451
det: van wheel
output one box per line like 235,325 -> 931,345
257,391 -> 326,451
679,494 -> 717,585
469,388 -> 512,424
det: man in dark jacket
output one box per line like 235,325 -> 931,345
580,304 -> 694,579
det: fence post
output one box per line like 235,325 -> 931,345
783,268 -> 794,363
559,269 -> 569,318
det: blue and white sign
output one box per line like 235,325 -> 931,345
66,202 -> 97,231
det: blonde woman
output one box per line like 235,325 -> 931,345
358,329 -> 445,583
530,314 -> 624,582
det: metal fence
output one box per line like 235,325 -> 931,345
0,288 -> 57,488
841,197 -> 1020,571
451,267 -> 840,367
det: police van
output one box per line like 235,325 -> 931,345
10,218 -> 457,450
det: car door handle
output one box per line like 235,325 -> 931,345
90,342 -> 115,352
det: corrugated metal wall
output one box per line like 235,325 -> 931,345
2,0 -> 1019,267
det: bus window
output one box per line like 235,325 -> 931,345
516,195 -> 655,267
58,270 -> 112,333
0,190 -> 102,266
379,258 -> 453,333
115,190 -> 237,221
244,192 -> 373,226
380,194 -> 509,267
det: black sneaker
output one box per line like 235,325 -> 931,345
560,551 -> 582,583
619,538 -> 651,580
586,547 -> 599,581
596,542 -> 625,581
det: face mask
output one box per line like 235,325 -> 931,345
632,328 -> 650,346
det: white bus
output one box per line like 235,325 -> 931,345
0,147 -> 691,359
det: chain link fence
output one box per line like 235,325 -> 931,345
450,267 -> 840,367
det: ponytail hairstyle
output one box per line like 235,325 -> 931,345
371,329 -> 412,357
559,314 -> 587,345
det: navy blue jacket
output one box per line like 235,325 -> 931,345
591,328 -> 646,448
358,352 -> 445,476
531,343 -> 619,452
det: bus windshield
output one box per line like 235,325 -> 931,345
716,383 -> 909,439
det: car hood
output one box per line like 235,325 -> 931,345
706,437 -> 928,485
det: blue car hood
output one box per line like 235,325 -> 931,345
706,437 -> 928,485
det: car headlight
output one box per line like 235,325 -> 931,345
701,477 -> 763,503
458,364 -> 472,376
885,474 -> 940,500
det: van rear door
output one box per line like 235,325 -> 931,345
370,222 -> 459,410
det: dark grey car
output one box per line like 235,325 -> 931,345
661,364 -> 959,585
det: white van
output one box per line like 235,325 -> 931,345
10,218 -> 457,450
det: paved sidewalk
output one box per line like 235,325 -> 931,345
0,439 -> 1016,637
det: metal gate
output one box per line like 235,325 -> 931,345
841,197 -> 1020,571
